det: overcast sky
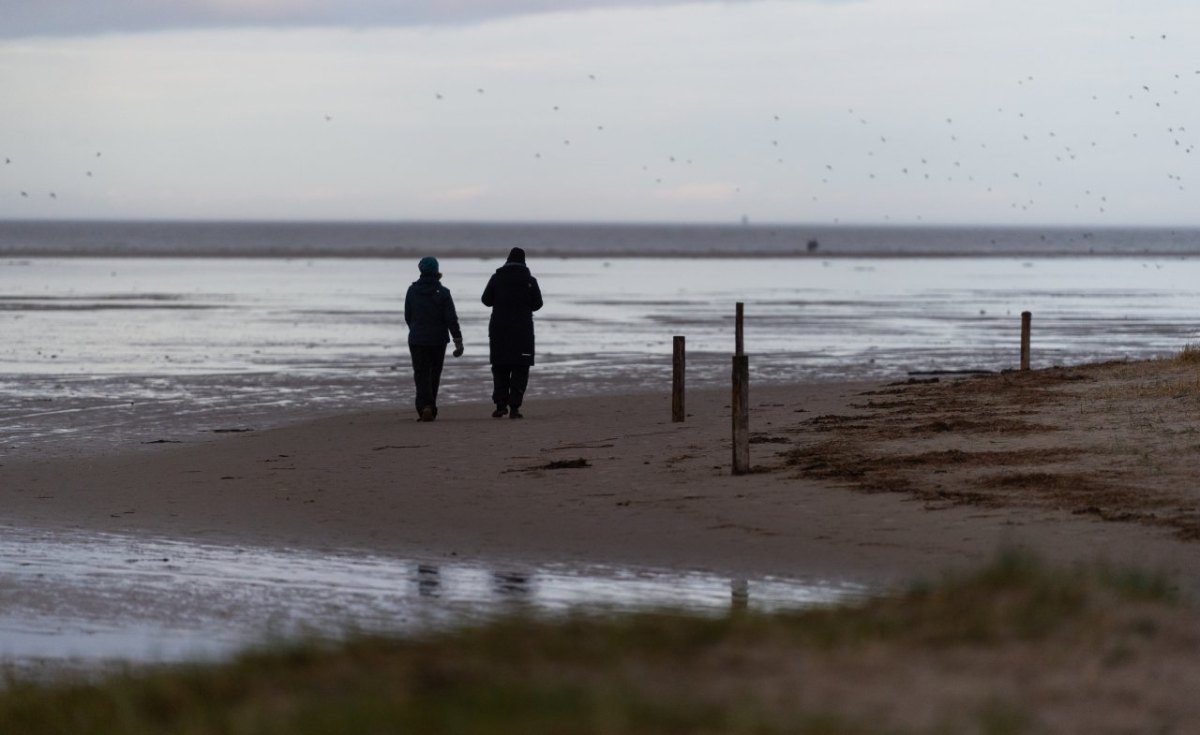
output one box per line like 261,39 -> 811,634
2,0 -> 1199,225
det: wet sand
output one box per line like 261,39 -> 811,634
4,373 -> 1198,593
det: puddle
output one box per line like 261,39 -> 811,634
0,526 -> 865,672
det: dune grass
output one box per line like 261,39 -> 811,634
1175,343 -> 1200,365
0,552 -> 1180,735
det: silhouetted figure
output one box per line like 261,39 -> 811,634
405,256 -> 463,422
481,247 -> 543,419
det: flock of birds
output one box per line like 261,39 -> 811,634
3,29 -> 1198,224
4,151 -> 102,203
456,31 -> 1197,223
415,30 -> 1199,223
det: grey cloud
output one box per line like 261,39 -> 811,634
0,0 -> 788,39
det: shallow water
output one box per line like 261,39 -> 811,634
0,525 -> 863,670
2,256 -> 1200,455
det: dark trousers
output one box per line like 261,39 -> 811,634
410,343 -> 447,416
491,365 -> 530,409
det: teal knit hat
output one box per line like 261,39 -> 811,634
418,256 -> 439,275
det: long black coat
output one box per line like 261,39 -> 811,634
481,263 -> 543,366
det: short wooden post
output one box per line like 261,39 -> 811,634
1020,311 -> 1032,371
735,302 -> 745,356
672,336 -> 686,422
732,354 -> 750,475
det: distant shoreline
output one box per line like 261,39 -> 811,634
4,219 -> 1200,258
7,249 -> 1200,259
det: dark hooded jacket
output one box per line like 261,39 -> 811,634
405,274 -> 462,346
481,262 -> 543,365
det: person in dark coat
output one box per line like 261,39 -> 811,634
481,247 -> 543,419
405,256 -> 464,422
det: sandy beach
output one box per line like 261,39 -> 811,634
6,359 -> 1200,730
5,366 -> 1198,593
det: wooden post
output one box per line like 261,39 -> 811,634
732,354 -> 750,475
672,336 -> 686,422
735,302 -> 745,356
1020,311 -> 1032,371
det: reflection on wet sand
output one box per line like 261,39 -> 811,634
731,578 -> 750,613
493,570 -> 534,599
416,564 -> 440,598
0,527 -> 863,669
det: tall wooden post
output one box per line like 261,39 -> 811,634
732,355 -> 750,474
732,302 -> 750,475
672,336 -> 686,422
735,302 -> 745,357
1020,311 -> 1032,371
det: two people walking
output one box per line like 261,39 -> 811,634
404,247 -> 542,422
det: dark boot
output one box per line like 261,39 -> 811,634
492,404 -> 508,418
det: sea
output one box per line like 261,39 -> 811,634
3,219 -> 1200,668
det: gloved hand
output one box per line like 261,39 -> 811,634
452,339 -> 464,358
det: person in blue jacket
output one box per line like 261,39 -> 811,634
405,256 -> 463,422
481,247 -> 543,419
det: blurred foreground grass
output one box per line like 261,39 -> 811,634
0,552 -> 1184,735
